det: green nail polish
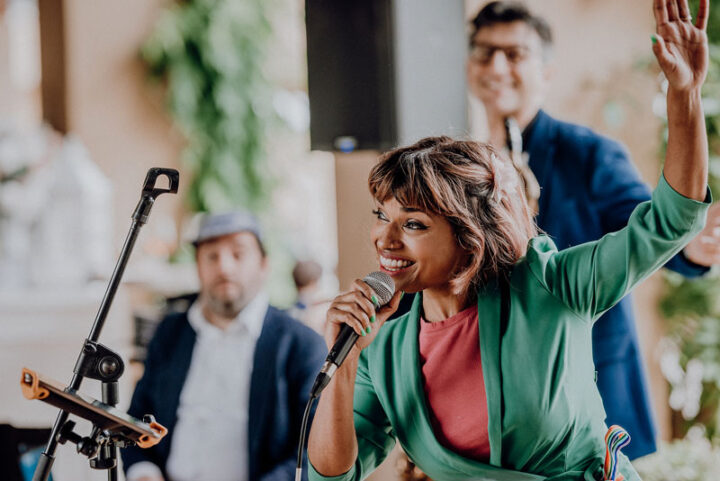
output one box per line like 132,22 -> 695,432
371,314 -> 376,323
361,328 -> 366,336
651,34 -> 657,45
371,295 -> 378,306
366,325 -> 372,334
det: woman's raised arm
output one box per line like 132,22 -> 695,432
653,0 -> 710,200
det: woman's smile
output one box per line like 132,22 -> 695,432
379,254 -> 416,274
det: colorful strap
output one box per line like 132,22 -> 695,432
603,425 -> 631,481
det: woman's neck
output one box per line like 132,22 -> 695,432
421,287 -> 474,322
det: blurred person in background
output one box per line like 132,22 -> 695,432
288,259 -> 327,333
463,0 -> 720,459
121,211 -> 326,481
307,1 -> 710,477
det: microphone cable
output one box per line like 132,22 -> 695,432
295,393 -> 318,481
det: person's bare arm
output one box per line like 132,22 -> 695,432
653,0 -> 709,201
307,280 -> 401,475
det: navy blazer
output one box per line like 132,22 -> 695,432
121,300 -> 327,480
525,110 -> 707,459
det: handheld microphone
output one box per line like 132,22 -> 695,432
310,271 -> 395,398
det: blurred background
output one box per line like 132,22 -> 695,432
0,0 -> 719,480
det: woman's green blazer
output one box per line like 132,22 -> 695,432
310,175 -> 709,481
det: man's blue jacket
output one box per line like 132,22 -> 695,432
120,300 -> 327,480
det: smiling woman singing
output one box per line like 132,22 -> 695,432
307,1 -> 711,479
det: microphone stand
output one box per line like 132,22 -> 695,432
31,168 -> 179,481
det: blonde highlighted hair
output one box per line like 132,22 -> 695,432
368,136 -> 537,296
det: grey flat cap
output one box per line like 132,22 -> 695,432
193,211 -> 263,247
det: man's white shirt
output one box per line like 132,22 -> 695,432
125,292 -> 268,481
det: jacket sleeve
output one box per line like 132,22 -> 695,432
663,248 -> 710,277
588,138 -> 651,233
260,324 -> 327,481
589,138 -> 709,278
308,351 -> 396,481
120,319 -> 169,474
528,173 -> 710,321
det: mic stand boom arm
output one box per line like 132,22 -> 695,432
30,168 -> 179,481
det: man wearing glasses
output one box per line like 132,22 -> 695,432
466,1 -> 720,460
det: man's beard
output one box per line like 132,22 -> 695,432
205,293 -> 246,319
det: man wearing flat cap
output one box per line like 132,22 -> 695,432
122,211 -> 327,481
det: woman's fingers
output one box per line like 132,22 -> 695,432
695,0 -> 709,30
326,280 -> 379,336
676,0 -> 691,21
333,300 -> 373,334
377,290 -> 404,321
654,0 -> 708,28
337,287 -> 377,314
325,279 -> 402,347
652,0 -> 709,92
654,0 -> 670,26
355,290 -> 405,346
652,34 -> 675,73
328,306 -> 368,337
350,279 -> 380,308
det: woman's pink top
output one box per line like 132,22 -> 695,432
418,304 -> 490,461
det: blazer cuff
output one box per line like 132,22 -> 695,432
668,249 -> 712,277
655,172 -> 711,239
308,459 -> 356,481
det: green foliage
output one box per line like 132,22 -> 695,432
660,273 -> 720,441
660,272 -> 720,322
141,0 -> 275,212
658,12 -> 720,442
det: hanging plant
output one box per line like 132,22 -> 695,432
141,0 -> 275,212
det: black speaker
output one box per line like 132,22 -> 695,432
305,0 -> 468,152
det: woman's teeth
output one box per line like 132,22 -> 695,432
380,257 -> 414,271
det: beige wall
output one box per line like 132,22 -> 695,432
60,0 -> 184,245
334,151 -> 380,290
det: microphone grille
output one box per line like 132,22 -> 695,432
363,271 -> 395,306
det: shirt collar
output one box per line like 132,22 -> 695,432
188,291 -> 269,339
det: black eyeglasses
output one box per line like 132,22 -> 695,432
469,43 -> 535,65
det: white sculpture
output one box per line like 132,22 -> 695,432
0,126 -> 113,289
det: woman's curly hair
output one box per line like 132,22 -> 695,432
368,136 -> 537,296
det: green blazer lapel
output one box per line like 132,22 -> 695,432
476,280 -> 504,467
396,292 -> 431,453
